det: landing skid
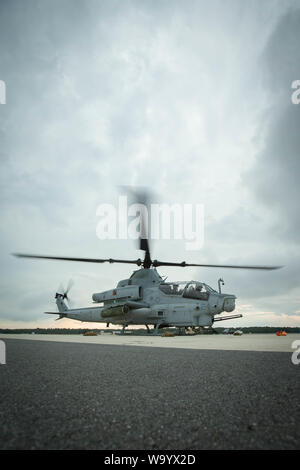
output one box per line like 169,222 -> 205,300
174,326 -> 219,335
193,326 -> 219,335
152,326 -> 219,336
117,325 -> 219,335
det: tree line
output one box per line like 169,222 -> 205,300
0,326 -> 299,334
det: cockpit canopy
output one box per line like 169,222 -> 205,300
159,281 -> 217,300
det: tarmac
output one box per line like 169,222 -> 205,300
0,334 -> 299,450
0,332 -> 298,352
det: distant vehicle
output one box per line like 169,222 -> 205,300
233,330 -> 243,336
223,328 -> 235,334
276,331 -> 287,336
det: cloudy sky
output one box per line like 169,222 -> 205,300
1,0 -> 300,328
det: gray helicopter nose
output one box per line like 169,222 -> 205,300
223,296 -> 236,312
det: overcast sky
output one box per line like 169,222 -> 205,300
1,0 -> 300,328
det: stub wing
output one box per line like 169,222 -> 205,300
213,314 -> 243,322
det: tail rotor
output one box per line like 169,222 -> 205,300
55,279 -> 74,308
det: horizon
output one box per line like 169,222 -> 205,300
1,1 -> 300,329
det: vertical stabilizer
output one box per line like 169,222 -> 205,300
55,293 -> 69,313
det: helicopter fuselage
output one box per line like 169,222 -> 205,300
54,268 -> 239,329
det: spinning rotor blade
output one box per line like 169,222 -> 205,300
65,278 -> 74,295
57,283 -> 64,294
121,186 -> 153,268
139,208 -> 151,269
14,253 -> 281,270
55,279 -> 75,308
14,253 -> 143,266
63,279 -> 74,306
152,260 -> 282,270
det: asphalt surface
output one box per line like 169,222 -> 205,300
0,338 -> 299,450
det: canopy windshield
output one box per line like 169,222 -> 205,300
159,281 -> 216,298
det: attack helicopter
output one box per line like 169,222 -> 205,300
13,193 -> 282,334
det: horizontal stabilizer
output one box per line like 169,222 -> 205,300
44,312 -> 66,315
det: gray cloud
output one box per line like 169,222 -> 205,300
246,8 -> 300,241
0,0 -> 299,326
